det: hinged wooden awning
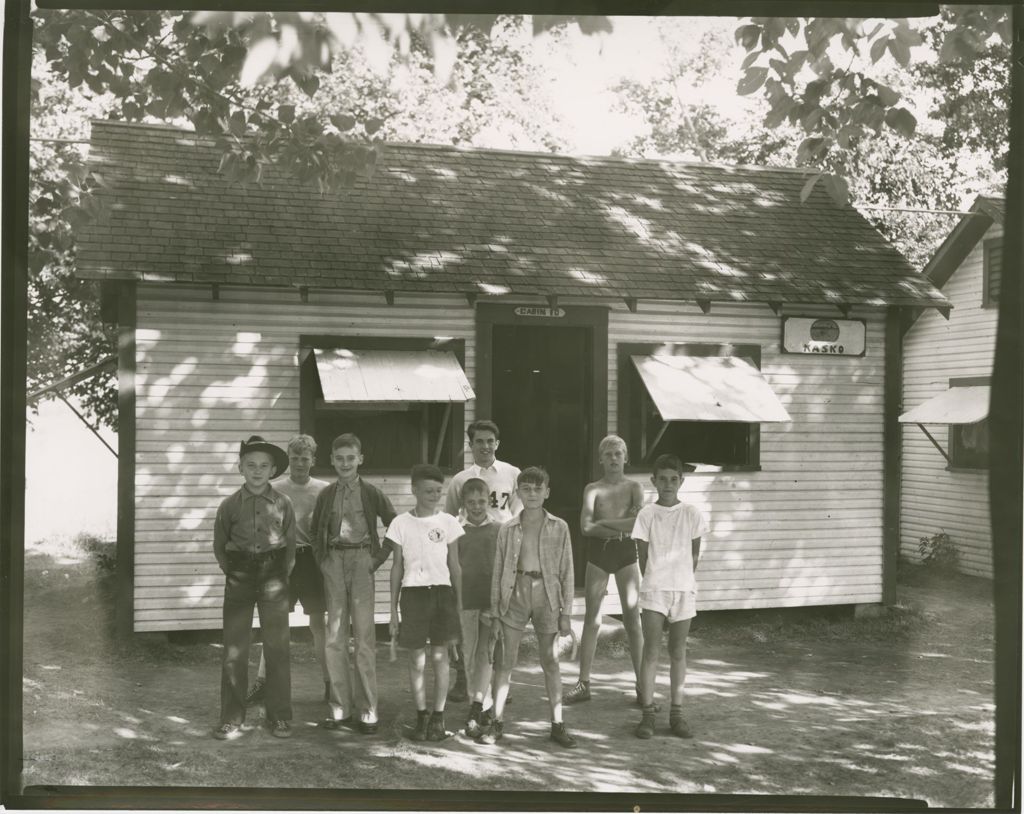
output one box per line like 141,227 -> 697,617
899,386 -> 989,425
631,355 -> 791,423
313,348 -> 475,403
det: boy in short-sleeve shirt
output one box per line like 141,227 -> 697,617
388,464 -> 464,742
630,454 -> 709,739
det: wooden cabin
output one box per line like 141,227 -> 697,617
899,195 -> 1004,578
76,120 -> 950,634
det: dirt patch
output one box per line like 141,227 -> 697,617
20,548 -> 994,806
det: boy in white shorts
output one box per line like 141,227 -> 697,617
630,454 -> 708,739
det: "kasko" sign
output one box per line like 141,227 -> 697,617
781,317 -> 867,356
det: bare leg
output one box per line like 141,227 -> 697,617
408,648 -> 428,710
639,610 -> 665,707
430,645 -> 450,712
614,562 -> 644,683
537,632 -> 564,723
668,619 -> 691,706
492,623 -> 524,720
256,646 -> 266,680
576,563 -> 609,684
309,613 -> 328,681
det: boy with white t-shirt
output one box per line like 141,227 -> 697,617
630,453 -> 708,740
387,464 -> 465,742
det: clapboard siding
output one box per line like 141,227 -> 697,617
133,284 -> 475,632
607,301 -> 885,611
900,224 -> 1000,578
133,286 -> 887,631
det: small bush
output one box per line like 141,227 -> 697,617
76,533 -> 117,573
918,530 -> 959,571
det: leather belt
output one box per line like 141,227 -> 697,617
329,542 -> 371,550
516,569 -> 543,579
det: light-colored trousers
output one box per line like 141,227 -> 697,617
321,547 -> 378,723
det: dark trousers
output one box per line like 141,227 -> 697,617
220,549 -> 292,724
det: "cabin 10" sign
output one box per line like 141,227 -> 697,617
782,317 -> 866,356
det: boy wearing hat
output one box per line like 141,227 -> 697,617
212,436 -> 296,741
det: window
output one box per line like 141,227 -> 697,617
617,343 -> 789,472
983,237 -> 1002,308
948,377 -> 991,470
300,336 -> 469,475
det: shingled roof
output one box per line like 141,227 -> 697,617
76,120 -> 949,309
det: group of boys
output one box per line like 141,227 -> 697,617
212,420 -> 707,747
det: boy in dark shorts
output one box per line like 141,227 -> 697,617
456,478 -> 502,738
480,467 -> 577,748
247,434 -> 330,706
565,435 -> 645,706
388,464 -> 465,741
631,454 -> 707,738
212,436 -> 296,740
311,434 -> 397,734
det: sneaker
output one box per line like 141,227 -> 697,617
669,713 -> 693,739
269,720 -> 292,739
427,712 -> 449,742
464,702 -> 484,738
480,706 -> 495,728
244,677 -> 266,706
635,704 -> 657,739
448,670 -> 468,703
476,719 -> 504,745
357,719 -> 379,735
563,680 -> 591,705
410,710 -> 431,742
550,721 -> 578,748
320,716 -> 354,730
212,723 -> 243,741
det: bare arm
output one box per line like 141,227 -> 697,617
389,540 -> 404,636
447,541 -> 462,614
580,484 -> 621,538
692,537 -> 702,572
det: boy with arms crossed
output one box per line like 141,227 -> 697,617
247,435 -> 330,706
212,436 -> 296,740
456,478 -> 502,737
631,454 -> 708,739
388,464 -> 464,741
565,435 -> 645,706
481,467 -> 577,748
311,434 -> 397,734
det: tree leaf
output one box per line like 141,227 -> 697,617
735,23 -> 761,51
737,67 -> 769,96
740,50 -> 761,71
364,117 -> 384,135
885,106 -> 917,137
887,38 -> 910,68
800,172 -> 821,203
822,173 -> 850,205
330,113 -> 356,131
869,36 -> 889,64
278,104 -> 295,124
796,135 -> 827,163
228,110 -> 247,137
875,83 -> 900,107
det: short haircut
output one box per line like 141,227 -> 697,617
517,466 -> 549,487
287,434 -> 317,456
411,463 -> 445,485
331,433 -> 362,452
598,434 -> 628,456
461,477 -> 489,498
652,454 -> 685,476
466,419 -> 500,442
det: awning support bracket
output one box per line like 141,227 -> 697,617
916,423 -> 952,465
57,393 -> 117,458
432,403 -> 453,467
645,417 -> 671,462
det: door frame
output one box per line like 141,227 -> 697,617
475,301 -> 609,484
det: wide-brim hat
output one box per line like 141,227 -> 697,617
238,436 -> 289,476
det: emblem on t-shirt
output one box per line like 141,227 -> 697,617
428,528 -> 446,544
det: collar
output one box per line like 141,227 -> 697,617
336,476 -> 361,491
463,518 -> 492,529
240,483 -> 277,502
506,508 -> 553,528
471,460 -> 499,474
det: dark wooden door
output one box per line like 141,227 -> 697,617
492,324 -> 591,585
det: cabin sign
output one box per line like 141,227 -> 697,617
782,317 -> 866,356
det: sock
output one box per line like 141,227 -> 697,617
670,704 -> 684,718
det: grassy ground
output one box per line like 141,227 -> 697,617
19,536 -> 995,806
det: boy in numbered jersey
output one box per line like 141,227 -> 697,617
631,454 -> 708,739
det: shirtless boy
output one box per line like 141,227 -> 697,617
564,435 -> 645,706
